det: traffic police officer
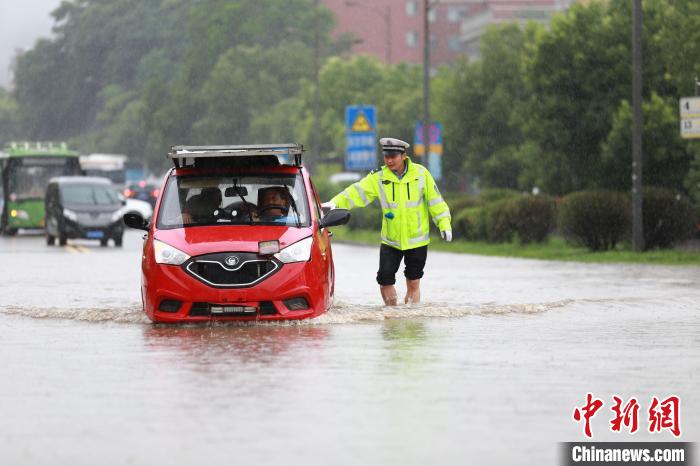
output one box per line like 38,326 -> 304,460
322,137 -> 452,306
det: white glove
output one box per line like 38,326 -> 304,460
321,201 -> 336,210
440,230 -> 452,242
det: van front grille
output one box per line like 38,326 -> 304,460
184,252 -> 280,288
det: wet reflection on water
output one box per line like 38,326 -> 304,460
143,324 -> 330,366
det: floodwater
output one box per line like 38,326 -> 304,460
0,232 -> 698,465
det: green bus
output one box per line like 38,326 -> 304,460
0,142 -> 82,235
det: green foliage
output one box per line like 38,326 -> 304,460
443,193 -> 481,212
452,207 -> 483,241
0,88 -> 21,144
642,187 -> 696,250
14,0 -> 191,140
286,56 -> 421,165
601,94 -> 691,191
558,190 -> 630,251
433,23 -> 539,191
478,195 -> 556,244
509,195 -> 557,244
8,0 -> 700,198
479,188 -> 521,203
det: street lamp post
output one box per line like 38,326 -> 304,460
632,0 -> 644,251
344,1 -> 392,64
422,0 -> 436,163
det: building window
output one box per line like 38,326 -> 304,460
406,0 -> 417,16
406,31 -> 418,48
447,6 -> 468,23
447,35 -> 462,52
428,8 -> 436,23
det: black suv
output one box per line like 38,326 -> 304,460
45,177 -> 125,247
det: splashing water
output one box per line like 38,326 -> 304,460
0,299 -> 576,326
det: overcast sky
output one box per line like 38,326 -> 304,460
0,0 -> 62,88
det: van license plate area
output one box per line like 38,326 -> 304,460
210,305 -> 257,315
87,231 -> 104,239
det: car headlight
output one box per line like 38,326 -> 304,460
154,239 -> 190,265
10,209 -> 30,220
274,236 -> 313,263
63,208 -> 78,222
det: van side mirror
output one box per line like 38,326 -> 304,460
123,212 -> 149,231
319,208 -> 350,229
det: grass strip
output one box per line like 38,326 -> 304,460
329,228 -> 700,266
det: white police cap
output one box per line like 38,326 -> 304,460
379,137 -> 410,152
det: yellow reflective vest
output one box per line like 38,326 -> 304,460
330,158 -> 451,250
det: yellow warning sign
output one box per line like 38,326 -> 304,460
351,111 -> 373,132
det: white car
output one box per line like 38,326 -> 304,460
123,198 -> 153,221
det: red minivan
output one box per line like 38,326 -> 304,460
123,144 -> 350,323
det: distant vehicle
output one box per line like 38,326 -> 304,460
0,142 -> 82,235
79,153 -> 128,186
125,162 -> 148,184
123,198 -> 153,222
123,144 -> 350,323
123,180 -> 160,207
45,177 -> 125,247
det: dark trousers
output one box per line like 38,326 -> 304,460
376,244 -> 428,286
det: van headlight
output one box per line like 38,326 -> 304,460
63,208 -> 78,222
274,236 -> 313,263
154,239 -> 190,265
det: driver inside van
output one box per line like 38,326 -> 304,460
257,186 -> 293,222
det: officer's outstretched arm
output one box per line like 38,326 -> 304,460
329,172 -> 379,210
425,171 -> 452,233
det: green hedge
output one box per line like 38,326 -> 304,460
509,195 -> 557,244
642,187 -> 695,249
451,195 -> 555,244
453,206 -> 484,240
479,195 -> 556,244
558,190 -> 629,251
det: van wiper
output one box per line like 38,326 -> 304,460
232,179 -> 253,225
287,188 -> 301,228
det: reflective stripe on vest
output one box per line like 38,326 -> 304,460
415,209 -> 423,238
342,191 -> 355,208
434,210 -> 450,220
408,233 -> 430,244
353,182 -> 369,205
428,196 -> 444,207
381,235 -> 401,248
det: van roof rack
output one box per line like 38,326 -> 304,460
168,144 -> 304,169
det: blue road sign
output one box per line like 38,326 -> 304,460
414,122 -> 443,181
345,105 -> 377,171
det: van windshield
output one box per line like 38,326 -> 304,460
61,184 -> 121,206
157,173 -> 310,229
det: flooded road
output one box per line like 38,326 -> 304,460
1,231 -> 698,465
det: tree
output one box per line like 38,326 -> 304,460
601,93 -> 690,191
434,23 -> 539,191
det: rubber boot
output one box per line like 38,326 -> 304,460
405,279 -> 421,304
380,285 -> 398,306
